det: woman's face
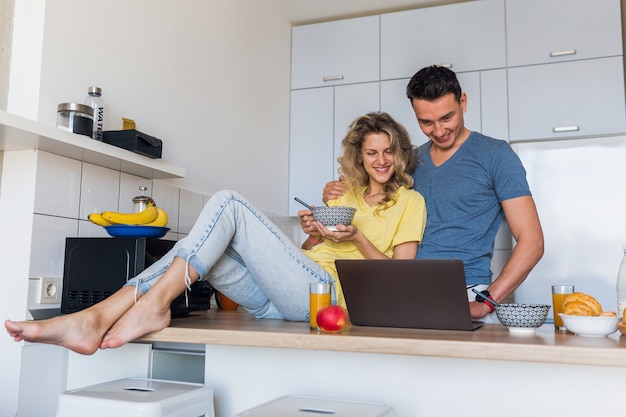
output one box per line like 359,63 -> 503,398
361,132 -> 395,188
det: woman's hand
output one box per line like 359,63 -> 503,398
298,209 -> 318,236
299,209 -> 325,250
314,223 -> 358,243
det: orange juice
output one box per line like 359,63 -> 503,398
552,292 -> 567,328
309,292 -> 331,330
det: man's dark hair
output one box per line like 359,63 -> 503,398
406,65 -> 462,103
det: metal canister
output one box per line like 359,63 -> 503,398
132,186 -> 154,212
56,103 -> 94,137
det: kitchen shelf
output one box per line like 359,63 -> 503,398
0,110 -> 185,179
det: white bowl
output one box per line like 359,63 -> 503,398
558,313 -> 619,337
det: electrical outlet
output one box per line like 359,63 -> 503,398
39,277 -> 62,304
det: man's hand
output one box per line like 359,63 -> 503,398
469,301 -> 493,319
323,180 -> 346,204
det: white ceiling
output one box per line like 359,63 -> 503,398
270,0 -> 468,24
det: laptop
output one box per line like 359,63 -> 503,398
335,259 -> 483,331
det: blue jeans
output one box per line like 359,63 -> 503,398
125,190 -> 333,321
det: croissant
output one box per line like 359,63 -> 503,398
562,292 -> 603,316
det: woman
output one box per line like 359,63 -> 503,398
5,112 -> 426,355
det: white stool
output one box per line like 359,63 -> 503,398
235,395 -> 395,417
55,378 -> 215,417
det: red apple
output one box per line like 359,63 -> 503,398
316,305 -> 349,333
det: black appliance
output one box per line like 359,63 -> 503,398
61,237 -> 213,316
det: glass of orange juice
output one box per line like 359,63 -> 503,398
552,285 -> 574,330
309,282 -> 331,330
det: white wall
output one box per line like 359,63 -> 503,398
2,3 -> 298,414
0,0 -> 14,110
8,0 -> 293,214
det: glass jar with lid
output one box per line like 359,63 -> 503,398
56,103 -> 94,137
132,186 -> 155,212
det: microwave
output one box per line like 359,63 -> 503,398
61,237 -> 213,317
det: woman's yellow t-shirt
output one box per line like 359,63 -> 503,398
304,186 -> 426,308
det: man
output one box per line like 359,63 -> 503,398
312,65 -> 544,320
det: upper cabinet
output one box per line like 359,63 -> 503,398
506,0 -> 623,67
506,0 -> 625,141
508,57 -> 626,142
380,0 -> 506,80
290,16 -> 380,90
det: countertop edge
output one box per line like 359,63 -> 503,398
138,311 -> 626,368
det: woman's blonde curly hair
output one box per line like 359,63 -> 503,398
337,112 -> 417,210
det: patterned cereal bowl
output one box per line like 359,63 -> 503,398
495,303 -> 551,335
312,206 -> 356,231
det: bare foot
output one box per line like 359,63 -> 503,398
101,299 -> 172,349
5,311 -> 108,355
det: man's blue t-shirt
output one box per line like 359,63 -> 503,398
413,132 -> 531,286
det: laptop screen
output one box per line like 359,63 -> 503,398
335,259 -> 482,331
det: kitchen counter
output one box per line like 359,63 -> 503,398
139,309 -> 626,368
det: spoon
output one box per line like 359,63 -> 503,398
294,197 -> 313,210
471,288 -> 501,307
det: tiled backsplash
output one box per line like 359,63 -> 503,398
28,150 -> 304,280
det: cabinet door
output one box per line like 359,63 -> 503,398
380,72 -> 482,147
380,0 -> 506,80
480,69 -> 509,141
508,57 -> 626,142
288,88 -> 334,215
506,0 -> 622,67
291,16 -> 380,90
380,79 -> 423,145
333,83 -> 381,176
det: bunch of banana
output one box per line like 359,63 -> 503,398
88,201 -> 168,227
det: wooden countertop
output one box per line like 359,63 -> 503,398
139,309 -> 626,367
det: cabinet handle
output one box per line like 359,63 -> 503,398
553,126 -> 580,133
322,75 -> 344,82
550,49 -> 577,58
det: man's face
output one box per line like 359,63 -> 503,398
411,92 -> 467,150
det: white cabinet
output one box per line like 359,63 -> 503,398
288,84 -> 379,216
333,83 -> 380,175
506,0 -> 625,142
288,88 -> 334,215
508,57 -> 626,141
380,0 -> 506,80
380,79 -> 423,146
506,0 -> 622,67
291,16 -> 379,90
380,70 -> 507,146
479,69 -> 509,141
